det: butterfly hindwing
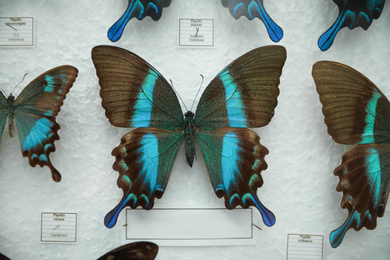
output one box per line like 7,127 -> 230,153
330,143 -> 390,248
195,45 -> 286,129
318,0 -> 385,51
108,0 -> 172,42
5,66 -> 78,182
92,45 -> 184,130
221,0 -> 283,42
196,127 -> 275,226
104,127 -> 184,228
313,61 -> 390,247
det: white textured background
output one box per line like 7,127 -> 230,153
1,0 -> 390,259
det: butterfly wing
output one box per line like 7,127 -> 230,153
221,0 -> 283,42
92,45 -> 185,228
312,61 -> 390,247
13,66 -> 78,182
97,242 -> 158,260
104,128 -> 183,228
92,45 -> 183,129
108,0 -> 172,42
318,0 -> 385,51
0,91 -> 8,143
194,46 -> 286,226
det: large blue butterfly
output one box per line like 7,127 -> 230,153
312,61 -> 390,248
220,0 -> 283,42
91,45 -> 286,228
107,0 -> 172,42
318,0 -> 385,51
0,66 -> 78,182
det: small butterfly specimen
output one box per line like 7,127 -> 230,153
107,0 -> 172,42
220,0 -> 283,42
312,61 -> 390,248
318,0 -> 385,51
0,66 -> 78,182
97,242 -> 158,260
92,45 -> 286,228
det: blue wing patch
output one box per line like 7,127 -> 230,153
108,0 -> 172,42
318,0 -> 385,51
221,0 -> 283,42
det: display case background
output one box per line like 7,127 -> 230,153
1,0 -> 390,259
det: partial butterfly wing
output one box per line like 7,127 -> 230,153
97,242 -> 158,260
221,0 -> 283,42
318,0 -> 385,51
0,91 -> 8,142
195,46 -> 286,226
312,61 -> 390,248
11,66 -> 78,182
92,45 -> 184,228
108,0 -> 172,42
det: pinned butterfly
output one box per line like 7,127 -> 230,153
0,66 -> 78,182
92,45 -> 286,228
312,61 -> 390,248
107,0 -> 172,42
318,0 -> 385,51
220,0 -> 283,42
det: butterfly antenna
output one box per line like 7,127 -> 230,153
190,74 -> 204,112
170,79 -> 189,112
11,73 -> 28,95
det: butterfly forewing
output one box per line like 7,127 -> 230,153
92,46 -> 184,130
0,92 -> 8,142
194,45 -> 286,129
98,241 -> 158,260
313,61 -> 390,248
313,61 -> 390,145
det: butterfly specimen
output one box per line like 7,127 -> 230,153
107,0 -> 172,42
312,61 -> 390,248
220,0 -> 283,42
97,242 -> 158,260
92,45 -> 286,228
0,66 -> 78,182
318,0 -> 385,51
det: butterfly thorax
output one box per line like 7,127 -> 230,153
6,94 -> 16,138
184,111 -> 195,167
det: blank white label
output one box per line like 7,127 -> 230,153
125,208 -> 254,246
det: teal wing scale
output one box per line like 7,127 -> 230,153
196,127 -> 275,226
104,127 -> 184,228
312,61 -> 390,247
12,66 -> 78,182
194,46 -> 286,227
0,92 -> 8,142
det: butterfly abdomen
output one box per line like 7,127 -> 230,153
6,94 -> 16,138
184,111 -> 195,167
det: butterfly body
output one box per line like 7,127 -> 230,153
312,61 -> 390,248
0,66 -> 78,182
92,45 -> 286,229
318,0 -> 385,51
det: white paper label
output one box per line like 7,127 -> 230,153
41,212 -> 77,243
178,18 -> 214,47
286,234 -> 324,260
0,17 -> 34,47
